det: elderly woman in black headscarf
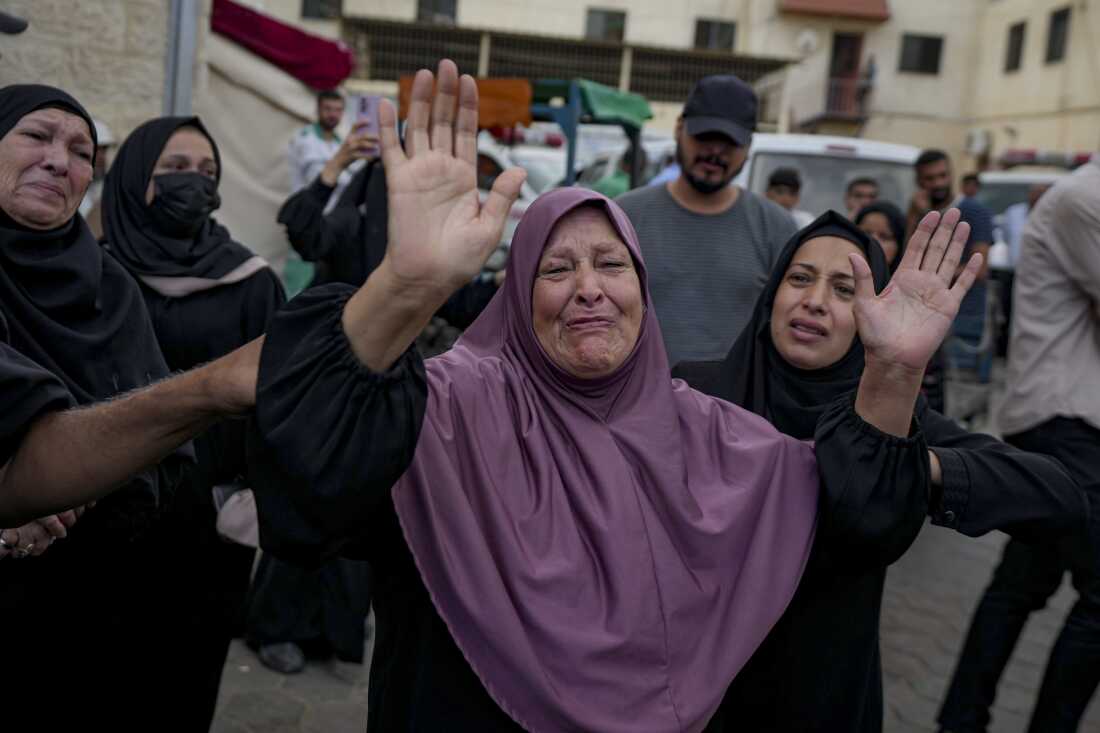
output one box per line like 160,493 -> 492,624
99,116 -> 285,729
675,211 -> 1096,732
0,85 -> 262,726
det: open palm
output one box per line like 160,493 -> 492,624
378,61 -> 526,296
852,209 -> 983,371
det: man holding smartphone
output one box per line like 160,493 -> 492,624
287,89 -> 379,196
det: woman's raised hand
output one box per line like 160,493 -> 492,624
378,59 -> 526,299
850,208 -> 983,373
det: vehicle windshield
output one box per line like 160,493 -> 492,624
974,182 -> 1044,216
747,152 -> 916,218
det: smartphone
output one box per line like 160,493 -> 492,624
355,94 -> 382,137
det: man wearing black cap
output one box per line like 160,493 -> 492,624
616,74 -> 797,366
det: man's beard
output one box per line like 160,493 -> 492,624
676,140 -> 741,195
319,118 -> 339,132
930,186 -> 952,208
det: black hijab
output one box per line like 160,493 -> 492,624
0,85 -> 183,527
673,211 -> 891,440
855,201 -> 907,274
102,116 -> 255,281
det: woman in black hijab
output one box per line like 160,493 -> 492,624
676,212 -> 1094,732
855,200 -> 907,272
0,85 -> 196,726
856,200 -> 947,412
101,116 -> 285,730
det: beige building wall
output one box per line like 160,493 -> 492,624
344,0 -> 747,48
968,0 -> 1100,159
0,0 -> 183,143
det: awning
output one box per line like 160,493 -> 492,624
533,79 -> 653,131
211,0 -> 354,90
778,0 -> 890,22
397,77 -> 533,128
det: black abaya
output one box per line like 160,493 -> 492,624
101,115 -> 289,731
0,84 -> 191,728
674,212 -> 1093,732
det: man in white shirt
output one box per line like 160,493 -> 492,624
287,90 -> 347,194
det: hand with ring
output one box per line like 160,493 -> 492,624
0,528 -> 17,559
1,519 -> 59,559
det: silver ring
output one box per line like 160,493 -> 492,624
0,534 -> 13,550
12,544 -> 32,558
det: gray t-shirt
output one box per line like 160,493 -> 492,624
616,185 -> 798,365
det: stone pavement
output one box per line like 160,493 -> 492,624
212,629 -> 373,733
212,526 -> 1100,733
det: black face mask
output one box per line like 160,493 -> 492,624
147,172 -> 221,239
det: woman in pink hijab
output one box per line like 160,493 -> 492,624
249,61 -> 982,732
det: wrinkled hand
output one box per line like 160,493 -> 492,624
0,510 -> 81,559
379,59 -> 525,297
851,208 -> 983,372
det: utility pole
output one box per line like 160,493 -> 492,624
164,0 -> 199,115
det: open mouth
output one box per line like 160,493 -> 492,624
789,319 -> 828,339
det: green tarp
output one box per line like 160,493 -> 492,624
532,79 -> 653,130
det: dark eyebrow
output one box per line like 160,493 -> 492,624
790,262 -> 854,281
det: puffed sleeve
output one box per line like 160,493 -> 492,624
812,392 -> 931,567
247,284 -> 428,564
0,340 -> 75,465
919,403 -> 1097,571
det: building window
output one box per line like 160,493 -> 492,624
1045,6 -> 1071,63
694,19 -> 736,52
302,0 -> 341,19
898,33 -> 943,75
418,0 -> 457,25
586,9 -> 626,43
1004,21 -> 1026,72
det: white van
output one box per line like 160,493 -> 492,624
732,133 -> 921,217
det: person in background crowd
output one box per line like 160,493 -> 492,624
845,176 -> 879,219
590,143 -> 646,199
960,172 -> 981,199
994,183 -> 1051,356
855,200 -> 946,413
76,118 -> 115,237
101,115 -> 285,729
676,210 -> 1093,733
765,166 -> 815,228
617,73 -> 797,365
0,84 -> 262,728
939,155 -> 1100,733
909,149 -> 994,384
287,89 -> 349,195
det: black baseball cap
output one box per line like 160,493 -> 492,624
682,74 -> 757,147
0,11 -> 28,35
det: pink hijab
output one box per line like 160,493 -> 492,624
392,187 -> 819,732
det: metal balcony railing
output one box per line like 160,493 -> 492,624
824,76 -> 871,118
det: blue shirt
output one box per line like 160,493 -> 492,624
954,196 -> 995,320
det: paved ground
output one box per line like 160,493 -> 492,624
213,372 -> 1100,732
